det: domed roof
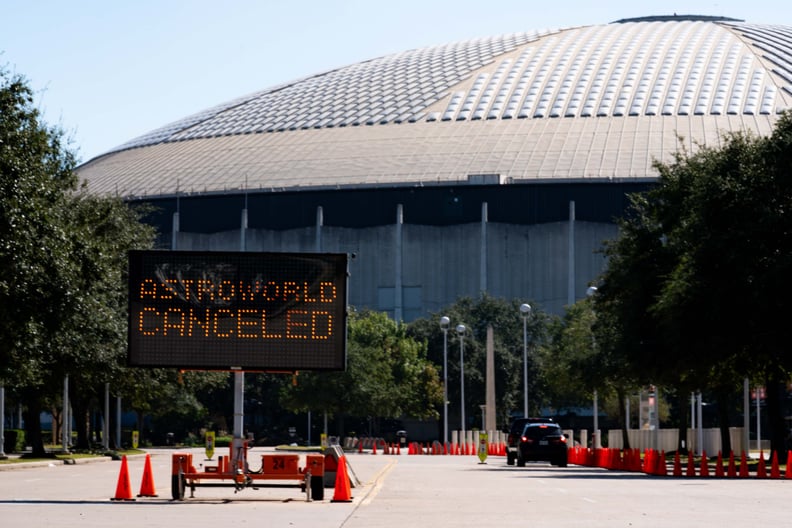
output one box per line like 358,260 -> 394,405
78,16 -> 792,198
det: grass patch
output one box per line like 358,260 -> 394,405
0,448 -> 147,465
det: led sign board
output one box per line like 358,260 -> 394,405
128,250 -> 348,370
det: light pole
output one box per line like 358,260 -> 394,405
586,286 -> 599,447
440,316 -> 450,445
457,324 -> 466,435
520,303 -> 531,418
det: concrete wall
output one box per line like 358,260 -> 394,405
607,427 -> 746,454
173,217 -> 618,319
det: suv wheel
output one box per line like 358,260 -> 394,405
506,452 -> 516,466
516,455 -> 526,467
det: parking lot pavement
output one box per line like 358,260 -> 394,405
3,448 -> 792,527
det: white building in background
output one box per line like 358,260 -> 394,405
78,15 -> 792,319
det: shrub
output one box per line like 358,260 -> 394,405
3,429 -> 25,453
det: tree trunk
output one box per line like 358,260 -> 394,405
22,392 -> 46,457
617,388 -> 631,450
716,389 -> 732,455
109,403 -> 119,450
136,409 -> 146,446
50,406 -> 61,446
70,384 -> 91,450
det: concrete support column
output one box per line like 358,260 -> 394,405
172,188 -> 180,251
480,202 -> 488,293
171,211 -> 180,251
240,206 -> 248,251
568,200 -> 576,305
315,206 -> 323,252
395,204 -> 403,322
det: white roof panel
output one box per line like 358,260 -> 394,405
79,17 -> 792,197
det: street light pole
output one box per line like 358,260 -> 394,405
457,324 -> 466,436
440,316 -> 450,445
520,303 -> 531,418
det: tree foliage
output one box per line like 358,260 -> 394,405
407,294 -> 555,429
591,111 -> 792,455
0,68 -> 157,453
280,310 -> 443,435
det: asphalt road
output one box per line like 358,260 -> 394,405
1,447 -> 789,527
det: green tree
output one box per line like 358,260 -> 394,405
56,194 -> 156,449
280,310 -> 442,437
408,294 -> 554,431
1,69 -> 80,454
652,115 -> 792,456
0,69 -> 156,454
594,112 -> 792,456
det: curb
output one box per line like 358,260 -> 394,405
0,453 -> 145,472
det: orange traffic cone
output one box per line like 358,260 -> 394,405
699,450 -> 709,477
685,453 -> 696,477
727,451 -> 737,477
672,452 -> 682,476
656,451 -> 667,476
111,455 -> 136,501
371,441 -> 377,455
642,449 -> 652,474
138,453 -> 158,497
331,456 -> 353,503
786,451 -> 792,479
714,451 -> 724,477
770,451 -> 781,479
756,451 -> 767,478
739,451 -> 749,478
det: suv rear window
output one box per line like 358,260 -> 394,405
522,424 -> 562,439
509,417 -> 554,435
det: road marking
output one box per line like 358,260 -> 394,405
582,497 -> 597,503
360,458 -> 397,506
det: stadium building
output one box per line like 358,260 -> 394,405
77,15 -> 792,320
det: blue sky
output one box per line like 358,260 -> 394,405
3,0 -> 790,163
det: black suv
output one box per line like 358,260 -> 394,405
516,421 -> 568,467
505,417 -> 555,465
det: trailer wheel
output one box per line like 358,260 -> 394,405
310,475 -> 324,500
171,474 -> 185,500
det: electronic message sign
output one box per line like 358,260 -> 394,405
128,250 -> 348,370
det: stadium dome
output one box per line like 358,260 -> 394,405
78,15 -> 792,319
